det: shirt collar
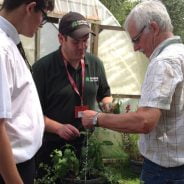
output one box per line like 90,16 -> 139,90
150,36 -> 182,60
0,16 -> 20,45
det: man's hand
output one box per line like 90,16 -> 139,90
44,116 -> 80,141
100,103 -> 113,113
56,124 -> 80,141
81,110 -> 98,129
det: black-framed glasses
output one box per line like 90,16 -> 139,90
39,8 -> 48,25
38,7 -> 59,31
132,25 -> 146,44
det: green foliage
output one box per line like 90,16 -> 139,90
104,163 -> 140,184
34,145 -> 79,184
35,134 -> 113,183
122,133 -> 141,161
112,100 -> 122,114
100,0 -> 184,40
100,0 -> 138,25
51,146 -> 80,179
104,165 -> 123,184
162,0 -> 184,40
34,163 -> 58,184
79,136 -> 106,179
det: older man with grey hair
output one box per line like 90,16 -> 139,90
81,1 -> 184,183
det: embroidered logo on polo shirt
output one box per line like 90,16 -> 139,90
86,77 -> 99,82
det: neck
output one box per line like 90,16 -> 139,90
68,59 -> 81,69
156,32 -> 174,46
0,7 -> 25,34
61,48 -> 81,69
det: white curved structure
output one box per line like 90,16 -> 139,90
0,0 -> 148,95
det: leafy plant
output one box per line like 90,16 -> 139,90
79,136 -> 105,179
35,132 -> 113,184
162,0 -> 184,41
34,162 -> 58,184
122,133 -> 141,161
51,146 -> 80,179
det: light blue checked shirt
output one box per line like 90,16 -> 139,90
139,36 -> 184,167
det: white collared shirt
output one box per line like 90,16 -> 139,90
0,16 -> 44,163
139,36 -> 184,167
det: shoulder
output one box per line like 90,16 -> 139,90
0,30 -> 21,70
32,49 -> 60,70
156,42 -> 184,66
0,29 -> 15,54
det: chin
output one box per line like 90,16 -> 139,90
76,55 -> 84,60
22,33 -> 34,38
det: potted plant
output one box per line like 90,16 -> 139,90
35,132 -> 111,184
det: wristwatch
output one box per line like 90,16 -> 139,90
92,112 -> 100,126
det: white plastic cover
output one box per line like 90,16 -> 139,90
40,0 -> 148,95
0,0 -> 148,95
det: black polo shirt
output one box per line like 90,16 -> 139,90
32,48 -> 111,140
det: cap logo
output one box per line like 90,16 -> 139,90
71,20 -> 89,28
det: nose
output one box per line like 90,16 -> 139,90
133,43 -> 140,52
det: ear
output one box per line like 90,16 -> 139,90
25,2 -> 37,15
58,33 -> 66,44
149,21 -> 160,36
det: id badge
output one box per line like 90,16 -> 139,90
75,105 -> 89,118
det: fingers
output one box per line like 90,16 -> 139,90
81,110 -> 97,129
57,124 -> 80,141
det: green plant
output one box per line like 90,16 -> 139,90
51,145 -> 80,179
35,132 -> 113,183
34,145 -> 79,184
79,136 -> 106,179
34,162 -> 58,184
122,133 -> 141,161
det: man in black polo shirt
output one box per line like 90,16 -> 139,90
32,11 -> 112,179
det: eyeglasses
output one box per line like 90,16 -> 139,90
132,25 -> 146,44
39,8 -> 48,25
38,7 -> 59,31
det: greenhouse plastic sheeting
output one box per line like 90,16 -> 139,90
0,0 -> 148,95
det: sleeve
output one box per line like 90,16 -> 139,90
96,58 -> 111,102
32,60 -> 46,112
139,58 -> 183,110
0,50 -> 12,118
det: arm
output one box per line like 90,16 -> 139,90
82,107 -> 161,133
0,119 -> 23,184
44,116 -> 80,141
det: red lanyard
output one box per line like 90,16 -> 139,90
64,59 -> 85,105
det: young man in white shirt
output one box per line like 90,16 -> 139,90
0,0 -> 54,183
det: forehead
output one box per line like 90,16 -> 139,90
127,21 -> 138,37
68,34 -> 89,41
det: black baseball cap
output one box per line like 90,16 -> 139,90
59,12 -> 95,39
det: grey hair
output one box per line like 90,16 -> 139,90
124,0 -> 173,32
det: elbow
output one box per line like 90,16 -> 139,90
136,108 -> 161,134
141,120 -> 155,134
